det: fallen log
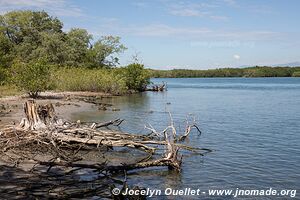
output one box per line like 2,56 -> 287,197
90,118 -> 124,129
145,82 -> 166,92
51,131 -> 156,153
1,100 -> 211,175
0,100 -> 213,199
32,142 -> 181,172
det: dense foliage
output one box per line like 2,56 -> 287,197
292,71 -> 300,77
0,10 -> 126,68
124,63 -> 150,91
0,10 -> 298,97
51,63 -> 149,95
150,66 -> 300,78
52,67 -> 127,95
0,67 -> 6,85
11,60 -> 52,98
0,10 -> 150,97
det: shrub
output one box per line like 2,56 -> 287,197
292,71 -> 300,77
0,67 -> 6,85
11,60 -> 52,98
124,63 -> 150,91
52,68 -> 128,95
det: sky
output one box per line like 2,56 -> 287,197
0,0 -> 299,69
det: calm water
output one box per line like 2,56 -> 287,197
73,78 -> 300,199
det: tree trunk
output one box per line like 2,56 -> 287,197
18,100 -> 57,130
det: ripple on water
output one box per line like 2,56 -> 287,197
72,78 -> 300,195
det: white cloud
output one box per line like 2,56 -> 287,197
223,0 -> 236,5
250,5 -> 274,15
167,1 -> 227,20
209,15 -> 229,21
93,20 -> 281,42
170,8 -> 205,17
127,24 -> 212,37
0,0 -> 63,7
222,0 -> 237,6
233,54 -> 240,60
132,1 -> 148,8
0,0 -> 83,17
92,22 -> 212,38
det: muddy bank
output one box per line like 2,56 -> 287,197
0,91 -> 115,128
0,91 -> 146,168
0,91 -> 208,199
0,91 -> 149,199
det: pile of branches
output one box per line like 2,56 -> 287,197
0,100 -> 211,199
145,82 -> 166,92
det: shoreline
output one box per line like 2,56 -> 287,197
0,90 -> 149,167
0,91 -> 114,128
0,90 -> 184,199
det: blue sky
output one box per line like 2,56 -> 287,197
0,0 -> 299,69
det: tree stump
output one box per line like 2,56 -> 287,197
18,100 -> 57,130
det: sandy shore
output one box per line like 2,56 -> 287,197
0,91 -> 112,128
0,90 -> 143,168
0,91 -> 145,166
0,91 -> 169,198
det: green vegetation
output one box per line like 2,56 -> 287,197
0,67 -> 6,85
0,10 -> 126,68
292,71 -> 300,77
11,60 -> 52,98
0,85 -> 20,97
0,10 -> 298,98
150,66 -> 300,78
52,68 -> 127,95
125,63 -> 150,91
0,10 -> 149,97
52,63 -> 149,95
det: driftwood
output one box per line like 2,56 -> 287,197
0,100 -> 211,198
34,141 -> 181,172
1,100 -> 211,169
145,82 -> 166,92
18,100 -> 59,130
90,118 -> 124,129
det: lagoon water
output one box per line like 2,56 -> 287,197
73,78 -> 300,199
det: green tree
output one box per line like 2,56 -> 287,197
124,63 -> 150,91
0,10 -> 63,45
30,32 -> 67,65
0,11 -> 127,69
88,36 -> 127,68
0,10 -> 64,64
65,28 -> 92,66
11,60 -> 52,98
0,67 -> 6,85
0,32 -> 14,67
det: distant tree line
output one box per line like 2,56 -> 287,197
149,66 -> 300,78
